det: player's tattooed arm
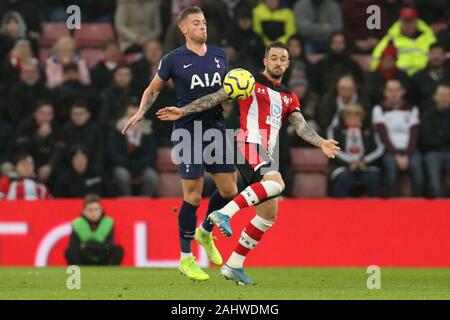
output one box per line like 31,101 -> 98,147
181,88 -> 229,116
288,112 -> 325,147
288,112 -> 340,158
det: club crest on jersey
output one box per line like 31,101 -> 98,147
282,96 -> 292,106
190,72 -> 222,89
214,57 -> 220,69
270,103 -> 282,119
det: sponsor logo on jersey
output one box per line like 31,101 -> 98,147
190,72 -> 222,89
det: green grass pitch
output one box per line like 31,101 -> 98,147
1,267 -> 450,300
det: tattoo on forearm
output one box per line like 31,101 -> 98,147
289,113 -> 325,148
181,89 -> 229,116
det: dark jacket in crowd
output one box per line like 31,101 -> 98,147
410,64 -> 450,109
364,69 -> 410,105
15,116 -> 64,169
90,61 -> 116,92
314,51 -> 364,94
99,85 -> 138,128
62,119 -> 103,167
52,80 -> 99,123
7,79 -> 51,125
316,90 -> 372,133
54,165 -> 103,198
0,119 -> 13,164
108,122 -> 157,175
420,106 -> 450,152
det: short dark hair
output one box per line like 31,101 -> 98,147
14,152 -> 32,165
70,100 -> 90,112
83,193 -> 101,208
33,100 -> 53,112
265,41 -> 289,58
176,6 -> 203,25
429,42 -> 445,51
385,78 -> 405,89
113,63 -> 131,74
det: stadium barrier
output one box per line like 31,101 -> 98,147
1,199 -> 449,267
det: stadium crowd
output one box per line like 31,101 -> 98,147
0,0 -> 449,200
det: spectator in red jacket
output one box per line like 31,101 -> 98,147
0,153 -> 51,200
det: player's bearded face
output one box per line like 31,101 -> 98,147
264,48 -> 290,80
185,14 -> 207,44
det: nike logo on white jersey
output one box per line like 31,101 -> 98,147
183,64 -> 193,69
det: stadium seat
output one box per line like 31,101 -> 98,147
290,148 -> 328,173
291,173 -> 328,198
74,23 -> 115,47
290,148 -> 329,197
40,23 -> 70,47
80,48 -> 104,68
155,148 -> 183,197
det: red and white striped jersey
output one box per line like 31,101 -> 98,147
0,176 -> 51,200
236,73 -> 301,155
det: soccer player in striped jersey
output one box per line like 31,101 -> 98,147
157,41 -> 340,285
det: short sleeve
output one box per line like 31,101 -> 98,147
157,53 -> 173,81
287,92 -> 301,115
372,105 -> 384,125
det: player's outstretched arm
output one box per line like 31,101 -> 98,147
288,112 -> 340,159
122,74 -> 166,134
156,88 -> 229,121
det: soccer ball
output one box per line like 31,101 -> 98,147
223,68 -> 255,100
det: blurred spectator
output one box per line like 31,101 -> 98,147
202,0 -> 232,36
0,11 -> 27,62
328,102 -> 383,198
436,15 -> 450,54
293,0 -> 342,54
52,63 -> 99,123
0,153 -> 50,200
252,0 -> 297,46
314,32 -> 364,94
371,7 -> 437,76
341,0 -> 388,54
132,40 -> 163,93
415,0 -> 450,24
0,1 -> 42,37
115,0 -> 162,53
0,118 -> 14,176
65,194 -> 123,266
91,40 -> 123,92
45,36 -> 90,89
284,34 -> 315,87
364,42 -> 410,105
100,64 -> 138,128
15,101 -> 64,184
316,74 -> 371,134
54,146 -> 103,198
108,104 -> 159,197
0,38 -> 37,87
372,79 -> 423,197
420,83 -> 450,198
410,43 -> 450,109
220,5 -> 265,74
62,102 -> 103,168
7,61 -> 50,125
287,78 -> 319,147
